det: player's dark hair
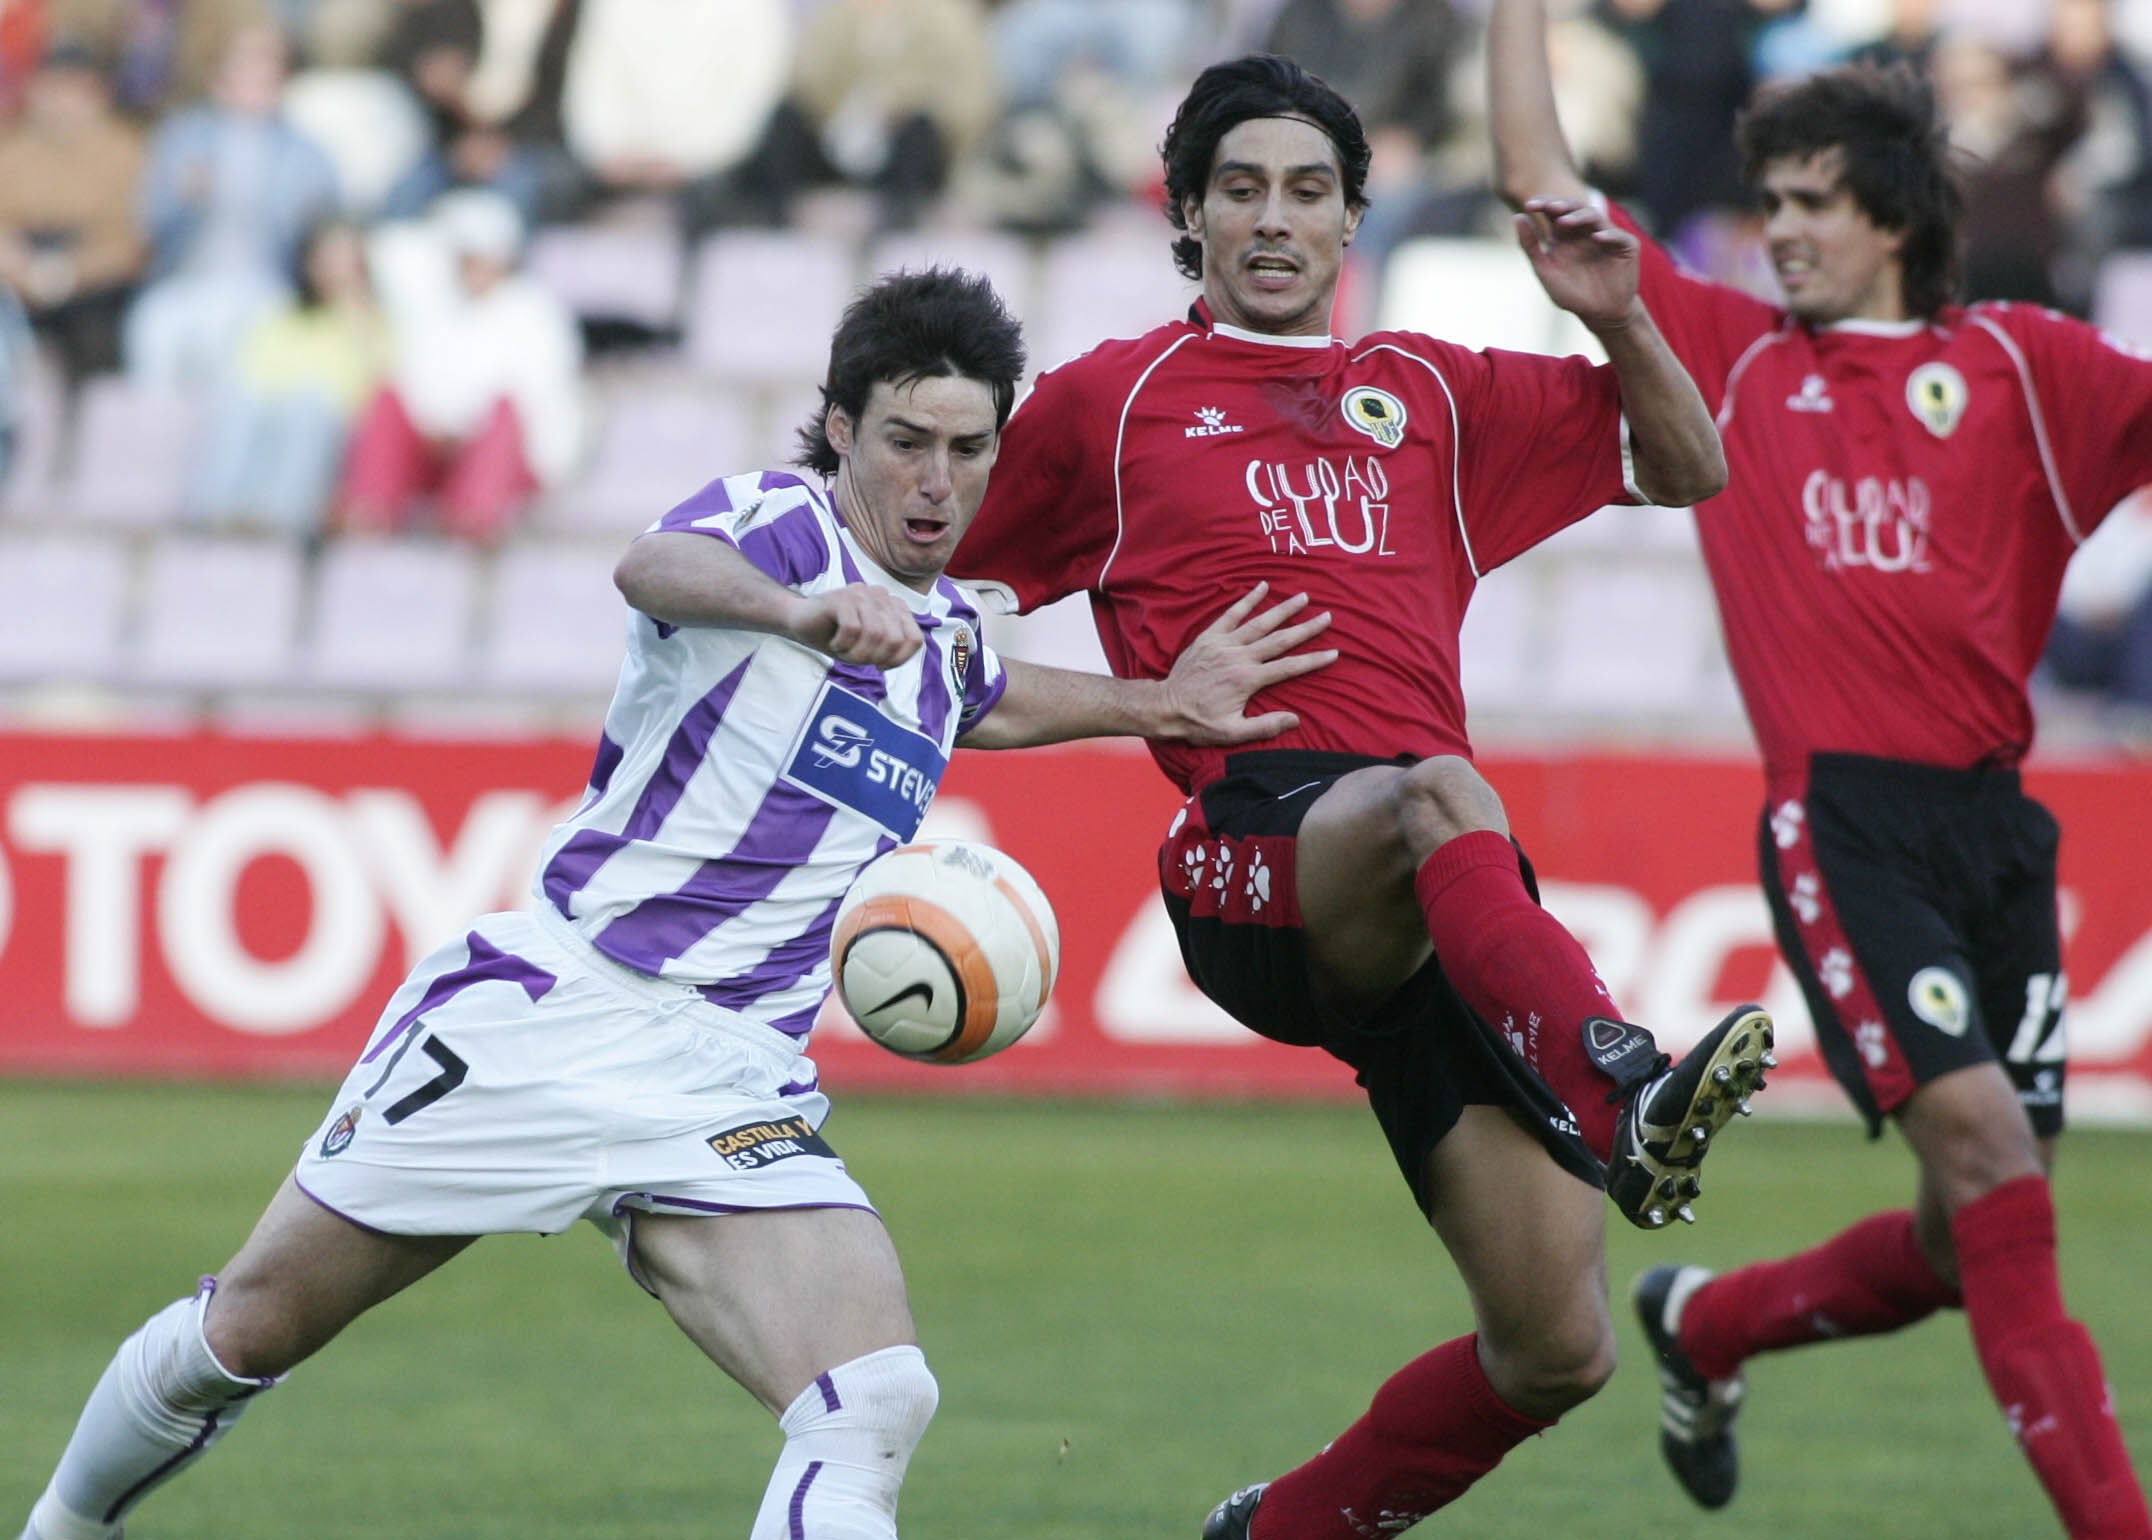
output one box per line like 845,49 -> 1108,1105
1160,53 -> 1371,282
1736,63 -> 1963,319
796,267 -> 1026,475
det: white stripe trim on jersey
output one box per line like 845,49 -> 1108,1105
1712,323 -> 1795,432
1355,340 -> 1477,578
1101,330 -> 1203,591
1969,312 -> 2085,545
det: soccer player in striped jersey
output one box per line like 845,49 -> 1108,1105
1492,6 -> 2152,1534
16,268 -> 1335,1540
951,53 -> 1775,1540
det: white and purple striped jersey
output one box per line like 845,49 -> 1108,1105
533,469 -> 1008,1038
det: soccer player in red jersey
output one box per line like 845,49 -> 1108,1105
950,53 -> 1776,1540
1491,5 -> 2152,1536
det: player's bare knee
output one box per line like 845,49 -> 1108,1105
1904,1091 -> 2043,1214
198,1272 -> 308,1380
1479,1308 -> 1617,1417
1391,756 -> 1509,855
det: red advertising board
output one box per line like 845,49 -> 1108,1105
1,732 -> 2148,1119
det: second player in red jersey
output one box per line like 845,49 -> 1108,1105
1493,3 -> 2152,1534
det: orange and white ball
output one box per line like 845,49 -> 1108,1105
830,840 -> 1059,1064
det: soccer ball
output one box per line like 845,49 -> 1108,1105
830,840 -> 1060,1064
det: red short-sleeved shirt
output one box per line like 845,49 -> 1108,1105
953,302 -> 1640,794
1619,206 -> 2152,777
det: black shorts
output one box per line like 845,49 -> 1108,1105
1759,752 -> 2065,1138
1158,749 -> 1603,1215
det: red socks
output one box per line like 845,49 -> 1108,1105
1250,1336 -> 1551,1540
1676,1183 -> 2149,1538
1414,831 -> 1623,1157
1677,1209 -> 1958,1381
1953,1176 -> 2152,1540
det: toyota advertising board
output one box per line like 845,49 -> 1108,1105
1,732 -> 2147,1120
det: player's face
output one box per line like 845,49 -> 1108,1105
1183,115 -> 1362,337
827,375 -> 1001,592
1758,150 -> 1907,324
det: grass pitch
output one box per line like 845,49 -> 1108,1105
4,1080 -> 2149,1538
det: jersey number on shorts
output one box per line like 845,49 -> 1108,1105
2003,972 -> 2068,1065
363,1031 -> 471,1125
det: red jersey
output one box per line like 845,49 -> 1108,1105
1622,208 -> 2152,777
953,302 -> 1639,794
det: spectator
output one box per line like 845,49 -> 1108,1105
2046,0 -> 2152,309
965,0 -> 1196,233
336,188 -> 581,543
374,0 -> 583,226
559,0 -> 789,235
1259,0 -> 1474,266
1849,0 -> 1940,73
734,0 -> 997,232
123,20 -> 340,385
0,40 -> 146,385
184,218 -> 388,537
1598,0 -> 1759,249
991,0 -> 1192,109
46,0 -> 266,116
1931,29 -> 2086,309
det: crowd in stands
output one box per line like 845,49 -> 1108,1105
0,0 -> 2148,727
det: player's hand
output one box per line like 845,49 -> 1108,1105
1514,196 -> 1642,333
791,583 -> 924,667
1160,581 -> 1337,745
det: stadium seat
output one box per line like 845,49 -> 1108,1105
685,229 -> 856,383
1539,557 -> 1720,716
130,536 -> 306,692
1030,226 -> 1197,371
525,210 -> 688,333
0,530 -> 129,684
2093,253 -> 2152,348
864,229 -> 1038,326
59,378 -> 204,527
301,537 -> 480,694
1379,238 -> 1571,356
540,379 -> 750,534
476,541 -> 631,696
0,352 -> 67,522
754,380 -> 827,472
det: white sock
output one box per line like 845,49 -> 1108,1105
749,1345 -> 939,1540
25,1283 -> 279,1539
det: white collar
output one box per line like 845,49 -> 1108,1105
1211,321 -> 1334,349
1817,316 -> 1930,338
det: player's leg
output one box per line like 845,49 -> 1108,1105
21,1177 -> 471,1540
630,1207 -> 937,1540
1211,1108 -> 1612,1540
1900,1068 -> 2152,1537
1294,755 -> 1771,1222
1637,784 -> 1972,1508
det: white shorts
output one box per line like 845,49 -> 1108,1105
295,906 -> 874,1261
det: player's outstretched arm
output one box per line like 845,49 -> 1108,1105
1488,0 -> 1723,507
1488,0 -> 1593,213
1513,200 -> 1726,506
959,582 -> 1337,750
614,530 -> 923,667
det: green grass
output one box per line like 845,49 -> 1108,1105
4,1082 -> 2149,1538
